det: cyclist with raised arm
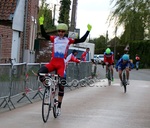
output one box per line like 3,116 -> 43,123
38,15 -> 92,116
104,48 -> 114,81
115,54 -> 132,86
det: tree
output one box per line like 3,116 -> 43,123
58,0 -> 71,26
90,35 -> 107,54
109,0 -> 150,42
38,0 -> 54,31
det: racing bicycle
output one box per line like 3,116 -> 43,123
38,73 -> 60,123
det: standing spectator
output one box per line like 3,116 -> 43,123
135,54 -> 140,70
81,48 -> 90,61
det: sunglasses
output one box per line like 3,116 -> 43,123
58,30 -> 65,33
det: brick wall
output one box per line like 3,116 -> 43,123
0,0 -> 39,63
0,24 -> 13,63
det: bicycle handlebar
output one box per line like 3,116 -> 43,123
39,73 -> 59,77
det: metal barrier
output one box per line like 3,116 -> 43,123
0,63 -> 15,110
0,62 -> 92,110
26,63 -> 43,100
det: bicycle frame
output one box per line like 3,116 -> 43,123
45,77 -> 57,107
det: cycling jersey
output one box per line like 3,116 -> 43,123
65,53 -> 80,64
115,58 -> 132,70
104,52 -> 114,65
81,51 -> 88,61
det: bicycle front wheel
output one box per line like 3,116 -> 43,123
42,87 -> 51,122
108,69 -> 111,86
53,99 -> 58,118
123,72 -> 127,93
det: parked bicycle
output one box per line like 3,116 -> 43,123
38,73 -> 60,123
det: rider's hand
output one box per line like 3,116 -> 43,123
87,24 -> 92,31
39,15 -> 44,25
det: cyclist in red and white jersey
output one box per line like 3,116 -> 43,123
104,48 -> 114,81
38,15 -> 92,115
65,50 -> 80,65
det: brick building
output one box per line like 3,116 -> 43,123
0,0 -> 39,63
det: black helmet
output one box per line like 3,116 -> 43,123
72,49 -> 78,54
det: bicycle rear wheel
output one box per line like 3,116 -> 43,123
42,87 -> 51,122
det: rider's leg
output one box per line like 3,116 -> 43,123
126,68 -> 130,84
126,68 -> 129,79
38,62 -> 54,85
106,64 -> 108,77
118,70 -> 123,86
38,66 -> 49,82
118,70 -> 122,81
56,59 -> 66,115
111,65 -> 114,80
58,80 -> 65,108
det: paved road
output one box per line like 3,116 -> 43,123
0,66 -> 150,128
97,64 -> 150,81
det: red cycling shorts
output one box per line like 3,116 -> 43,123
45,58 -> 65,77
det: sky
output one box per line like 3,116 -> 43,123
46,0 -> 123,39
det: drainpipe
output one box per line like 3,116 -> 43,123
22,0 -> 28,62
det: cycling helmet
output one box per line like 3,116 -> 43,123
56,23 -> 68,31
122,54 -> 129,61
105,48 -> 111,54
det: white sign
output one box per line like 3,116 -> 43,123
68,31 -> 78,39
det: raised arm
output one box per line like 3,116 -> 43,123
74,24 -> 92,44
39,15 -> 50,40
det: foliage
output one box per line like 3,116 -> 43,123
108,37 -> 120,47
109,0 -> 150,43
58,0 -> 71,26
89,35 -> 107,54
38,0 -> 55,31
120,13 -> 144,43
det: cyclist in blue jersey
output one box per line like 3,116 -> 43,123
115,54 -> 132,86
